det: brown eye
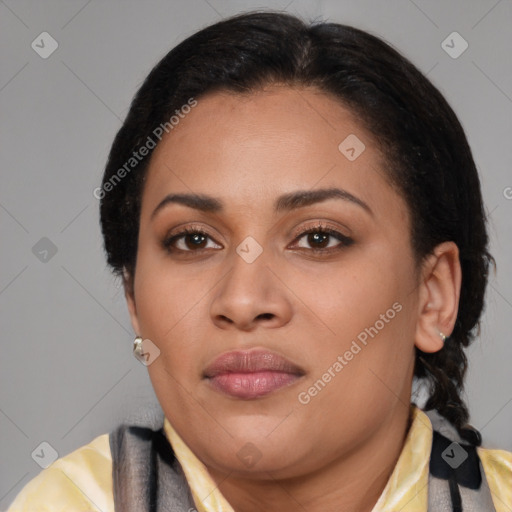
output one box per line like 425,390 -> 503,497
163,228 -> 221,253
292,224 -> 354,253
302,232 -> 332,249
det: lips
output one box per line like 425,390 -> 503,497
203,349 -> 305,399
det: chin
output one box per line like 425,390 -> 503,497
204,442 -> 307,479
222,411 -> 298,442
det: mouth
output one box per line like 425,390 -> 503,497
202,348 -> 306,399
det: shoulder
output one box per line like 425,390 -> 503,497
6,433 -> 114,512
477,445 -> 512,512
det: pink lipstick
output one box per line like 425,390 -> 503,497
203,349 -> 305,399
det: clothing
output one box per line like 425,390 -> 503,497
7,404 -> 512,511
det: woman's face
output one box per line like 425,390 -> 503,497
127,85 -> 433,478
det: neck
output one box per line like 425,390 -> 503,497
207,403 -> 413,512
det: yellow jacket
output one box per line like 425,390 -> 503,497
7,405 -> 512,512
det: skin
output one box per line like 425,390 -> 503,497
125,85 -> 461,512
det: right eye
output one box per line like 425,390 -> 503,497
162,227 -> 222,254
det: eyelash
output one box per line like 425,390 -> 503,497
162,222 -> 354,256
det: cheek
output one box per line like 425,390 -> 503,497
292,252 -> 416,402
133,251 -> 208,370
135,236 -> 197,326
294,252 -> 411,344
133,265 -> 208,412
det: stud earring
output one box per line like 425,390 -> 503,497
439,331 -> 447,343
133,336 -> 144,358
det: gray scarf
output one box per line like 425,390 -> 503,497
110,405 -> 497,511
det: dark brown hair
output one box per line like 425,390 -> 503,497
100,11 -> 493,444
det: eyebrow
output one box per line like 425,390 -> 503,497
151,187 -> 372,219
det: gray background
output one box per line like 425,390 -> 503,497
1,0 -> 511,507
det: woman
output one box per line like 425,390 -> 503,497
8,10 -> 511,512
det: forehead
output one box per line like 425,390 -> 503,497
141,86 -> 407,222
153,85 -> 368,162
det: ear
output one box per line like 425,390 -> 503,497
123,268 -> 142,336
415,241 -> 462,353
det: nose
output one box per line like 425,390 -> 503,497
209,248 -> 293,332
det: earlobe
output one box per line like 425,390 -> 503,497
414,242 -> 462,353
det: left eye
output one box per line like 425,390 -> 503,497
292,227 -> 353,252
